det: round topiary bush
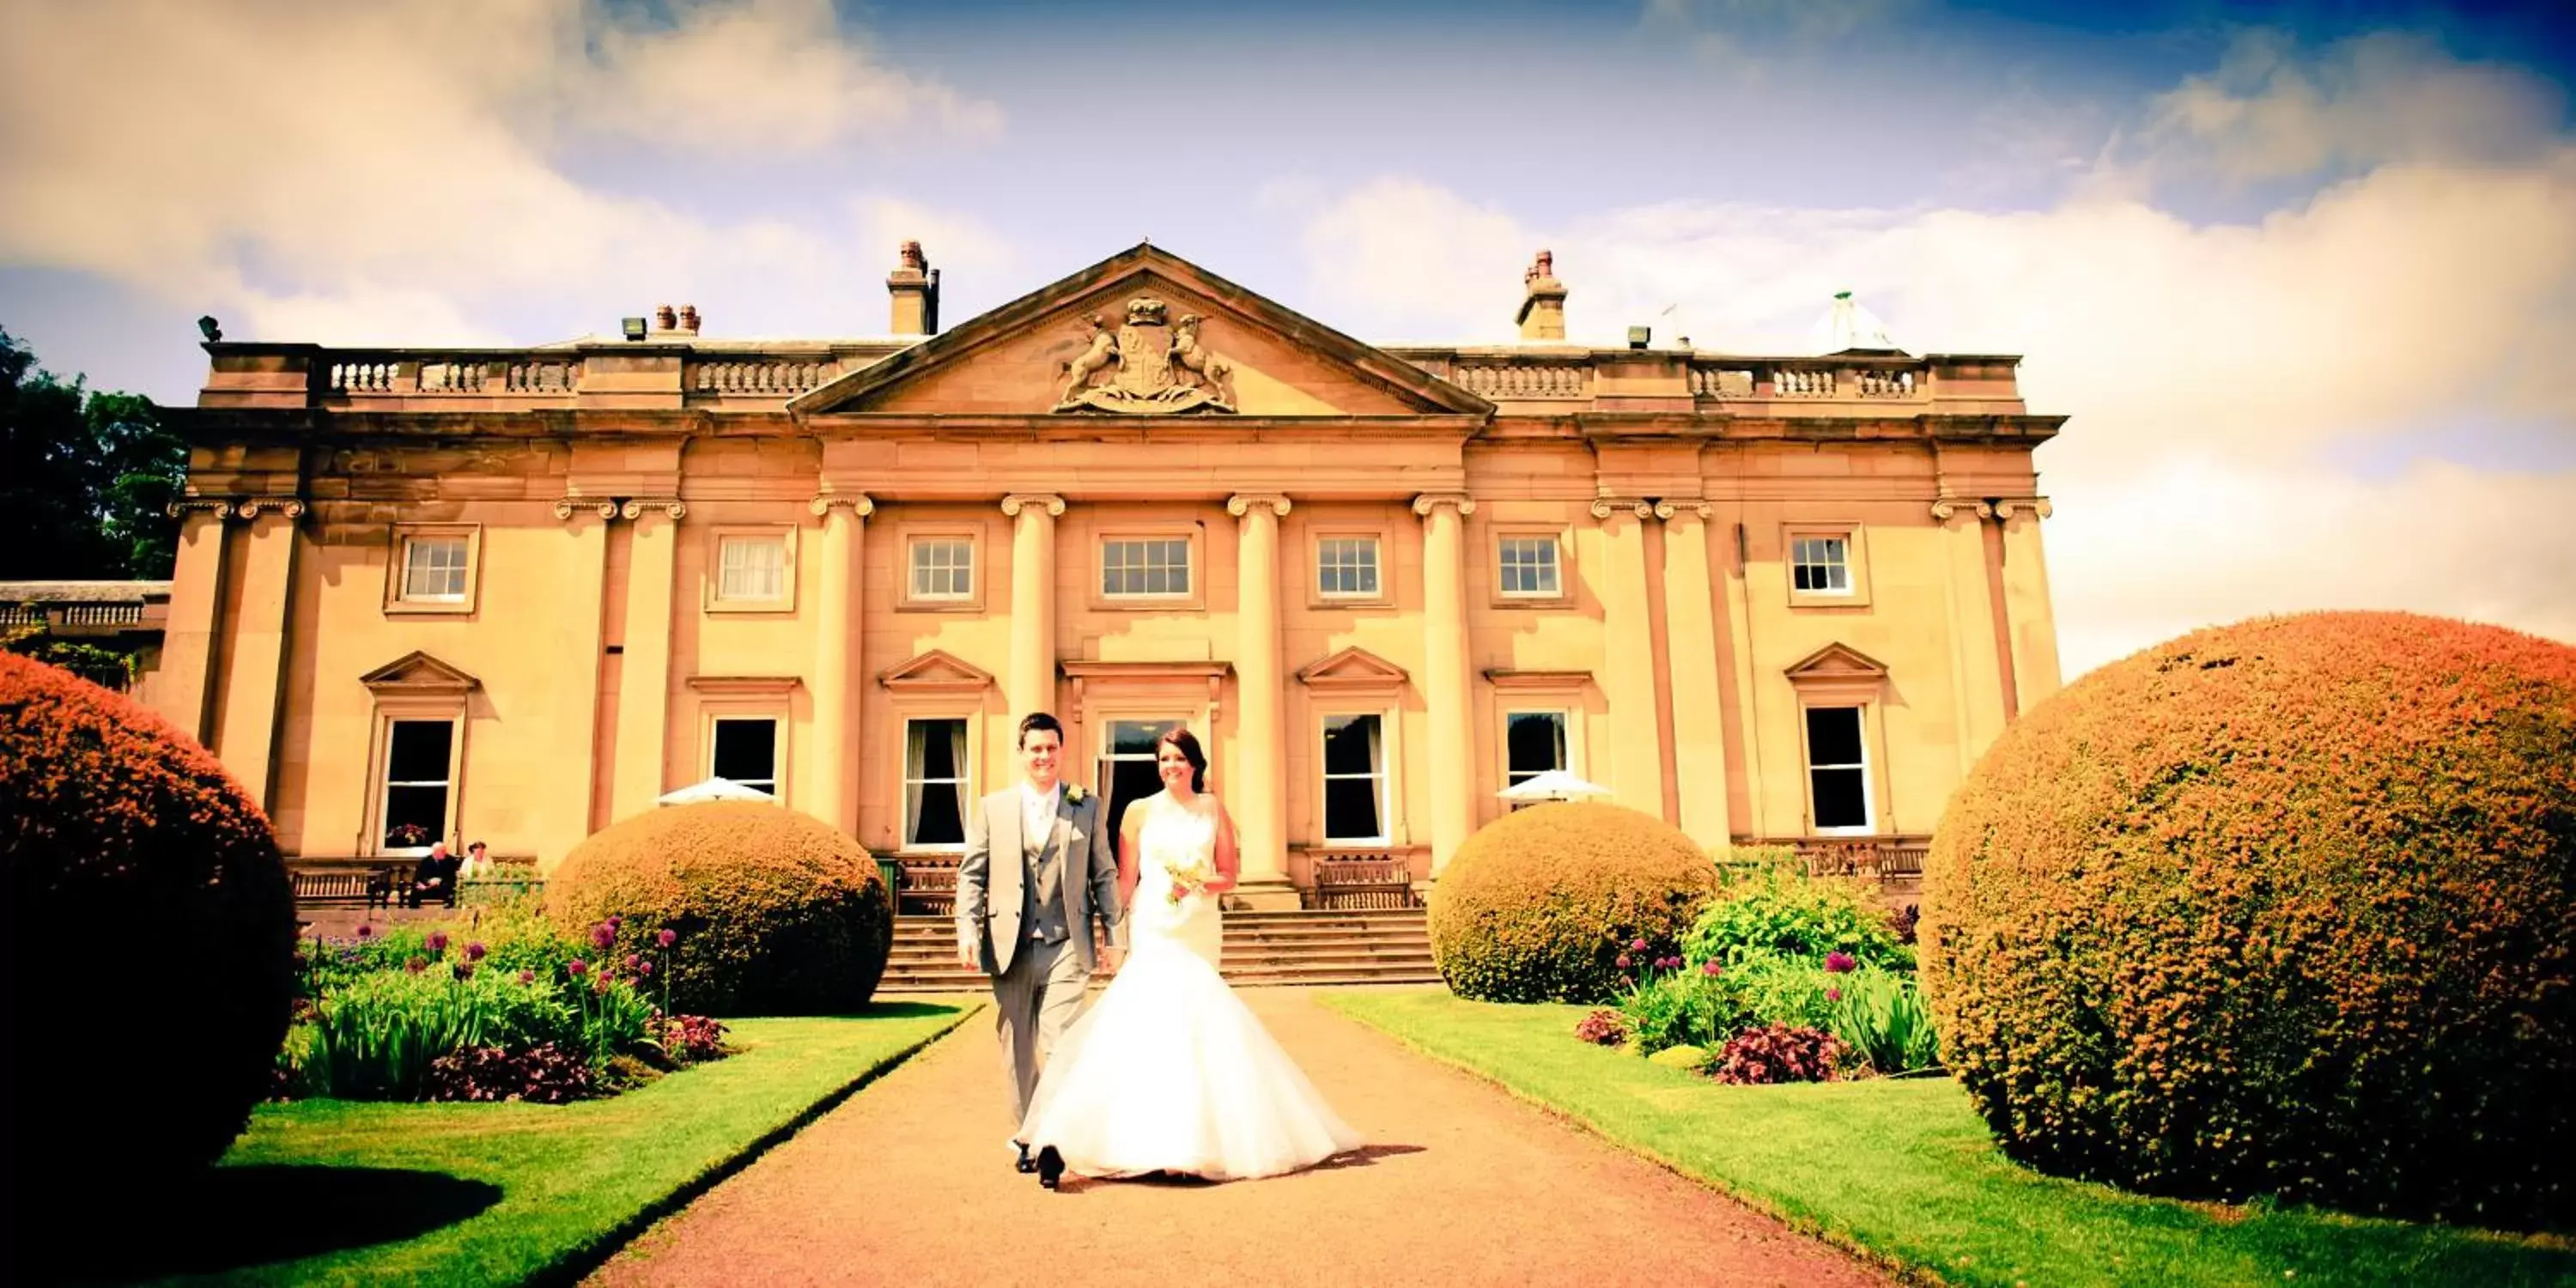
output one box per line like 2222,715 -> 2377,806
1922,611 -> 2576,1226
546,801 -> 890,1016
0,653 -> 295,1195
1431,801 -> 1719,1003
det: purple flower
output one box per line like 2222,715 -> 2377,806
568,959 -> 588,977
638,959 -> 655,977
590,923 -> 617,951
1824,951 -> 1858,975
1630,938 -> 1650,952
1826,987 -> 1844,1002
1615,954 -> 1633,969
426,931 -> 449,954
465,941 -> 487,962
592,975 -> 612,994
517,969 -> 537,986
656,928 -> 677,949
356,924 -> 374,939
1701,961 -> 1724,976
625,954 -> 641,971
405,957 -> 428,975
1661,956 -> 1683,970
452,962 -> 473,981
608,914 -> 624,932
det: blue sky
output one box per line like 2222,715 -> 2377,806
2,0 -> 2570,672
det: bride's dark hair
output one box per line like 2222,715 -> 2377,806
1156,726 -> 1208,793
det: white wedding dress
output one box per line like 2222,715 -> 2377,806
1019,794 -> 1364,1181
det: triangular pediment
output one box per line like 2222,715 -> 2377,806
1784,643 -> 1889,683
878,649 -> 995,694
1297,646 -> 1410,690
360,650 -> 479,695
789,245 -> 1492,420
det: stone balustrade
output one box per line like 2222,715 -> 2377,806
1451,361 -> 1591,399
325,355 -> 581,397
1686,360 -> 1931,403
689,358 -> 835,397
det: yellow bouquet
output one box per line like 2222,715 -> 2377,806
1163,855 -> 1214,905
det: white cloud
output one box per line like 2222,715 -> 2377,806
0,0 -> 999,343
1285,38 -> 2576,677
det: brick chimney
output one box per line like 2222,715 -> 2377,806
888,240 -> 940,336
1516,249 -> 1567,342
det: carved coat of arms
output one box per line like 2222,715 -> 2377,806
1054,297 -> 1237,414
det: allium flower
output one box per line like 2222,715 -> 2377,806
568,959 -> 588,977
591,923 -> 617,951
1826,987 -> 1843,1002
608,914 -> 624,931
592,975 -> 612,994
1661,956 -> 1682,970
356,924 -> 374,939
656,929 -> 677,949
405,957 -> 428,974
1630,938 -> 1650,952
426,931 -> 449,954
638,959 -> 654,976
517,969 -> 537,986
465,941 -> 487,962
452,962 -> 474,981
625,954 -> 641,971
1824,951 -> 1858,975
1615,954 -> 1633,969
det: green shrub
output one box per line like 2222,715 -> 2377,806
1683,867 -> 1908,970
546,802 -> 891,1016
297,965 -> 579,1099
0,653 -> 295,1195
1922,611 -> 2576,1226
1721,954 -> 1838,1032
1647,1043 -> 1711,1072
1822,968 -> 1941,1075
1430,802 -> 1721,1003
1616,969 -> 1737,1054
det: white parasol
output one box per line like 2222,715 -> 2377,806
656,777 -> 775,805
1495,769 -> 1612,803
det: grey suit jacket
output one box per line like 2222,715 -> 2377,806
955,786 -> 1127,978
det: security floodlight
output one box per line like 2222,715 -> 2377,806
620,316 -> 648,342
197,315 -> 222,343
1626,325 -> 1650,349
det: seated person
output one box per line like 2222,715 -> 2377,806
409,841 -> 462,908
461,839 -> 494,880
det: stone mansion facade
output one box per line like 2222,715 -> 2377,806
153,243 -> 2064,906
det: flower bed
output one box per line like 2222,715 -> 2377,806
1586,864 -> 1938,1084
281,904 -> 733,1103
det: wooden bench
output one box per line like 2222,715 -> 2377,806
285,860 -> 402,909
1304,854 -> 1421,911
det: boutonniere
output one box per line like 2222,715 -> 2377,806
1064,784 -> 1088,805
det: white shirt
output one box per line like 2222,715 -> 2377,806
1019,780 -> 1061,849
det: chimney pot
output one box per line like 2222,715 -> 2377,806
889,241 -> 939,336
677,304 -> 700,336
653,304 -> 677,332
1516,248 -> 1567,342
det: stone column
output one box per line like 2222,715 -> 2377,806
1656,501 -> 1733,848
1002,494 -> 1065,720
809,493 -> 874,838
1413,493 -> 1476,873
1935,499 -> 2008,775
1592,498 -> 1664,817
1995,498 -> 2063,713
155,501 -> 234,744
545,499 -> 617,867
1227,493 -> 1292,902
611,498 -> 684,823
213,499 -> 305,815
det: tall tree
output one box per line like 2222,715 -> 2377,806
0,329 -> 184,579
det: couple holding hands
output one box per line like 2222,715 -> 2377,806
954,713 -> 1362,1188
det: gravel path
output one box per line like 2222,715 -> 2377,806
589,988 -> 1890,1287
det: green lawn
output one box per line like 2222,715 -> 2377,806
64,1000 -> 979,1287
1322,988 -> 2576,1288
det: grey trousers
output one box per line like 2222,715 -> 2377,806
992,935 -> 1089,1130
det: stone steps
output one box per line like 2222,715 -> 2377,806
876,908 -> 1440,993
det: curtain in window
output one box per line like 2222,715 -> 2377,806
904,721 -> 928,843
945,719 -> 969,840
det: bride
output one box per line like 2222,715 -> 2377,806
1021,727 -> 1364,1187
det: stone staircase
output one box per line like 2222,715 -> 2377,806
876,906 -> 1439,993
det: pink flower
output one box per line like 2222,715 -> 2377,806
1701,961 -> 1723,976
1824,951 -> 1858,975
1615,954 -> 1633,969
608,914 -> 624,932
1826,987 -> 1844,1002
638,959 -> 654,977
568,959 -> 588,978
356,924 -> 374,939
625,954 -> 641,971
1630,938 -> 1650,952
517,969 -> 537,986
465,941 -> 487,962
590,923 -> 617,951
656,929 -> 677,949
426,931 -> 449,954
592,975 -> 612,994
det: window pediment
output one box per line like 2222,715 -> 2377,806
686,675 -> 804,696
360,650 -> 479,696
1297,647 -> 1409,692
1483,668 -> 1591,692
1785,643 -> 1888,702
878,649 -> 996,695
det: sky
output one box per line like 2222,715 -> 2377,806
3,0 -> 2572,677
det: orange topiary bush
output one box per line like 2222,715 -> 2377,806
1922,611 -> 2576,1226
0,653 -> 295,1196
1431,802 -> 1720,1003
546,801 -> 890,1016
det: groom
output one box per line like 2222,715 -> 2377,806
956,711 -> 1126,1175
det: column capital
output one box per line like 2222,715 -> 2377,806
1411,492 -> 1475,518
1654,500 -> 1712,523
1226,493 -> 1292,519
621,496 -> 687,521
167,495 -> 306,520
807,492 -> 877,518
1930,498 -> 1995,522
1589,496 -> 1654,522
1001,493 -> 1066,519
1991,496 -> 2052,520
553,496 -> 621,522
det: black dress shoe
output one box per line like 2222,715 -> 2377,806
1015,1141 -> 1036,1174
1036,1145 -> 1066,1190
